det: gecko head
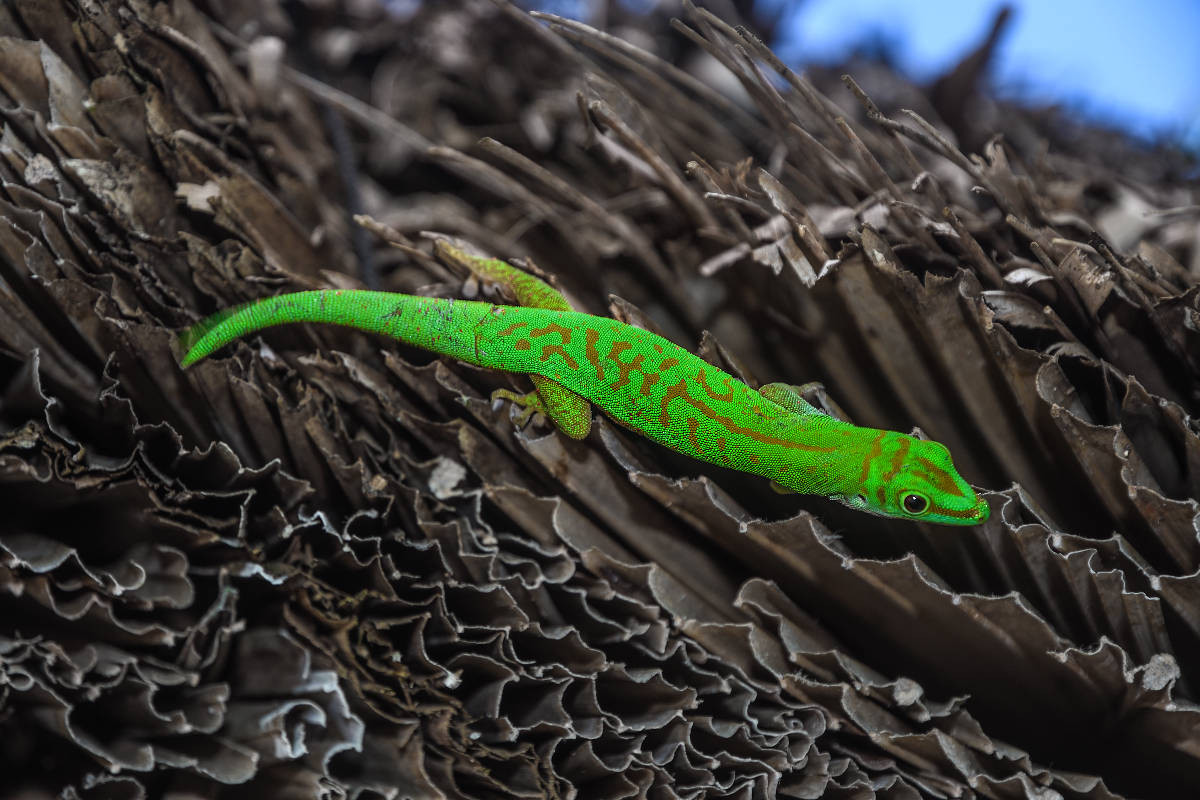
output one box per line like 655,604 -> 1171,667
837,435 -> 989,526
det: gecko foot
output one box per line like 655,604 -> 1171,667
491,388 -> 546,428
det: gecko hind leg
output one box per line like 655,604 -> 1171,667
440,241 -> 593,439
435,241 -> 572,311
493,374 -> 592,440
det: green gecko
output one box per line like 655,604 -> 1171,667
180,242 -> 989,526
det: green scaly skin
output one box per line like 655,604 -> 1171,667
180,243 -> 989,526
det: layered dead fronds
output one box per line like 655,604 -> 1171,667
0,1 -> 1197,798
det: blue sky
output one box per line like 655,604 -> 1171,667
766,0 -> 1200,145
532,0 -> 1200,147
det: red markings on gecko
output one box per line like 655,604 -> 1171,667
608,341 -> 643,391
912,456 -> 965,498
880,436 -> 910,484
531,323 -> 578,370
584,328 -> 603,379
658,379 -> 835,453
494,320 -> 834,458
686,418 -> 701,450
497,321 -> 529,337
530,322 -> 572,344
696,369 -> 735,402
497,319 -> 579,370
859,431 -> 887,486
541,345 -> 578,369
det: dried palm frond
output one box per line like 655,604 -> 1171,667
0,1 -> 1197,798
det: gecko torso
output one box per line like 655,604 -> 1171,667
180,246 -> 988,526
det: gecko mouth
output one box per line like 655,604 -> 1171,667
950,499 -> 990,524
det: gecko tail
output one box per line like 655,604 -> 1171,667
177,289 -> 496,369
178,299 -> 261,368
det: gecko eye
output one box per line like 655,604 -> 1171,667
901,493 -> 929,515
